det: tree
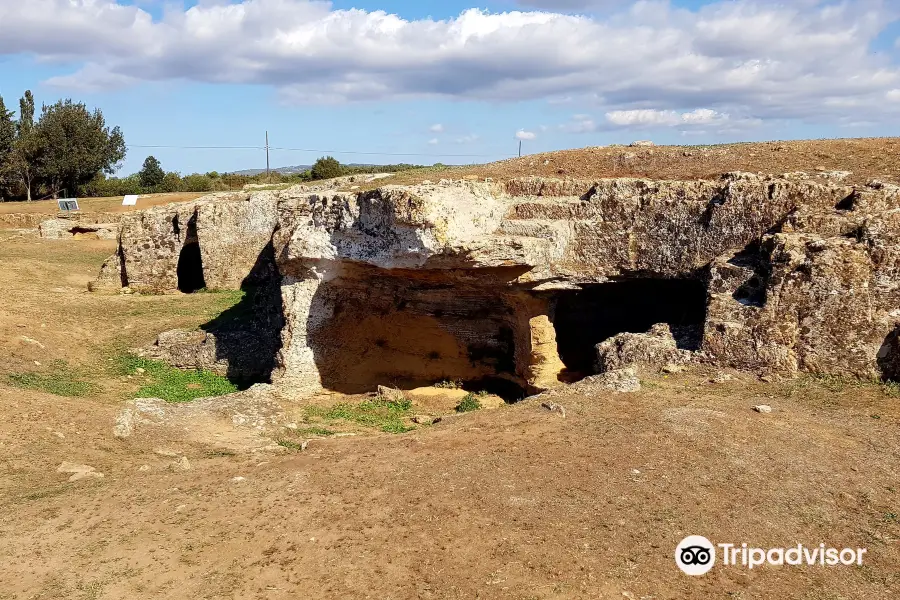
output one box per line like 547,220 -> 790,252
34,99 -> 126,198
310,156 -> 342,180
0,95 -> 15,199
139,156 -> 165,188
18,91 -> 34,137
9,91 -> 39,201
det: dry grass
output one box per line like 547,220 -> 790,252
367,137 -> 900,190
0,192 -> 207,216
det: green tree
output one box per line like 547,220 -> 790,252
11,91 -> 39,201
310,156 -> 343,180
139,155 -> 165,188
160,172 -> 184,193
34,99 -> 126,198
18,91 -> 34,137
0,95 -> 16,199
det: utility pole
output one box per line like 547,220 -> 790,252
265,131 -> 270,180
519,140 -> 522,158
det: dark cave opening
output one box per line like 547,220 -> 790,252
177,242 -> 206,293
550,278 -> 708,374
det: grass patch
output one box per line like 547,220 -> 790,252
7,360 -> 98,397
305,395 -> 414,434
455,392 -> 485,413
276,439 -> 307,451
115,354 -> 238,403
296,426 -> 336,437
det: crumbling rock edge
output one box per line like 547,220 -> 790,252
94,173 -> 900,403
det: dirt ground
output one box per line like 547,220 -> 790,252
381,137 -> 900,189
1,232 -> 899,599
0,192 -> 207,217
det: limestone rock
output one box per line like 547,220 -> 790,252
40,218 -> 119,240
377,386 -> 407,402
595,323 -> 693,374
92,173 -> 900,398
753,404 -> 773,414
571,368 -> 641,394
57,462 -> 104,482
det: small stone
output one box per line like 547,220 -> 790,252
20,336 -> 46,349
57,462 -> 103,482
376,385 -> 406,402
169,456 -> 192,471
662,363 -> 687,374
540,402 -> 567,418
138,465 -> 151,472
34,361 -> 41,366
232,476 -> 247,483
154,448 -> 180,458
135,368 -> 145,375
412,415 -> 436,425
631,469 -> 641,475
711,373 -> 733,384
753,405 -> 773,414
52,431 -> 65,439
114,410 -> 134,439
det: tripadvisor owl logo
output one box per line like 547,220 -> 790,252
674,536 -> 868,575
675,535 -> 716,576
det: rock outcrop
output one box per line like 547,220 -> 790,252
93,173 -> 900,396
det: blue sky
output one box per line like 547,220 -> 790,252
2,0 -> 900,175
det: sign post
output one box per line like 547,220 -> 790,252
57,199 -> 80,212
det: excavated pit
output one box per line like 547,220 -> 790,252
306,266 -> 528,401
549,278 -> 708,376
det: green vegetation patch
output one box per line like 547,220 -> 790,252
455,392 -> 485,414
305,395 -> 414,434
7,360 -> 98,398
116,354 -> 238,404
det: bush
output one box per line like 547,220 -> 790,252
455,392 -> 484,413
181,173 -> 213,192
159,171 -> 183,193
310,156 -> 343,180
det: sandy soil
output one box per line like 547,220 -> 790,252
0,235 -> 898,599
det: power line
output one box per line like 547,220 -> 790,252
125,143 -> 511,159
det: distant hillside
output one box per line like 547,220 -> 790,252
231,165 -> 312,176
232,163 -> 386,176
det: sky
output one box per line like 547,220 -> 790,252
1,0 -> 900,175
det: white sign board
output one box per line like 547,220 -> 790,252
122,194 -> 139,206
57,199 -> 79,211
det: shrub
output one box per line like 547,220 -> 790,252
455,392 -> 483,413
181,174 -> 214,192
310,156 -> 343,180
159,171 -> 183,193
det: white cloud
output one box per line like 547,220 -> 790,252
1,0 -> 899,127
427,138 -> 439,145
456,134 -> 480,144
429,123 -> 444,133
605,108 -> 730,127
515,129 -> 536,140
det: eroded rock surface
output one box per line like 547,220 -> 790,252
94,174 -> 900,400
